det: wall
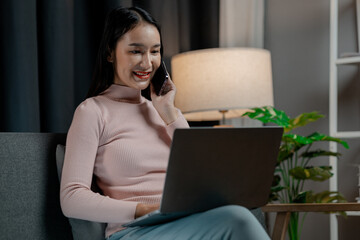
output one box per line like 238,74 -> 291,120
265,0 -> 360,239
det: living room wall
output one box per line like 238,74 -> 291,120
265,0 -> 360,239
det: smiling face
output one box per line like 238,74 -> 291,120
109,22 -> 161,90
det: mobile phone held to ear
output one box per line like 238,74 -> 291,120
152,61 -> 169,96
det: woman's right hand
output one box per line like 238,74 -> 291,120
135,203 -> 160,218
150,76 -> 179,125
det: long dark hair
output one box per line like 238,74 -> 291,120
86,7 -> 163,98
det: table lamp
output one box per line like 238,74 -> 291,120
171,48 -> 274,123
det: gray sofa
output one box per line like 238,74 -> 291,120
0,132 -> 72,239
0,132 -> 268,240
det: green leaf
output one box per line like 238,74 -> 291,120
288,112 -> 324,131
271,186 -> 287,195
277,140 -> 300,163
242,106 -> 290,128
272,175 -> 281,186
282,132 -> 349,149
269,192 -> 280,202
300,150 -> 341,159
306,191 -> 347,204
270,175 -> 286,193
307,132 -> 349,149
289,166 -> 333,181
283,134 -> 313,145
293,191 -> 309,203
278,150 -> 294,163
293,191 -> 348,216
294,190 -> 347,203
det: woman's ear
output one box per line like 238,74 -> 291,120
107,52 -> 114,63
107,47 -> 114,63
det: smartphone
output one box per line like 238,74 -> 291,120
152,61 -> 169,96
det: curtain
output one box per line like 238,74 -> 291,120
0,0 -> 131,132
0,0 -> 41,132
0,0 -> 219,132
219,0 -> 264,48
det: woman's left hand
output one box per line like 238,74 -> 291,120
150,76 -> 179,125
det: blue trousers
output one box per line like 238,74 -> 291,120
108,205 -> 270,240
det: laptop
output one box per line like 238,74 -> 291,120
123,127 -> 283,227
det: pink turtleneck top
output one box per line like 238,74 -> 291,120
60,84 -> 189,237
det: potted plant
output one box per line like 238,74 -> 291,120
242,106 -> 349,240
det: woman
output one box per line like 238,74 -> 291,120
60,6 -> 270,240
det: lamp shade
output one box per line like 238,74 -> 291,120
171,48 -> 274,121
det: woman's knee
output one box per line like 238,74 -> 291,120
212,205 -> 256,223
206,205 -> 270,239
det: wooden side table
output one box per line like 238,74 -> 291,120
261,203 -> 360,240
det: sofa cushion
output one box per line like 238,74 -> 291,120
56,144 -> 106,240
